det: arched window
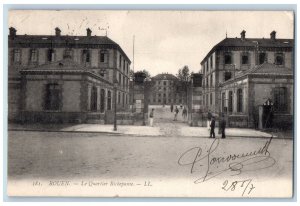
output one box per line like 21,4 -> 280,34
90,86 -> 97,111
237,88 -> 243,113
107,90 -> 112,110
275,54 -> 284,65
100,89 -> 105,113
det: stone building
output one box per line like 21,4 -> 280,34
148,73 -> 187,105
200,30 -> 294,128
8,27 -> 131,123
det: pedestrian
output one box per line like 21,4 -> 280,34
149,108 -> 154,127
170,104 -> 174,113
210,116 -> 215,138
174,106 -> 179,121
207,110 -> 212,130
220,114 -> 226,139
182,106 -> 187,121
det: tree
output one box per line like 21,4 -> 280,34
135,69 -> 151,81
176,65 -> 191,105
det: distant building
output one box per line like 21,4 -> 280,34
200,30 -> 294,128
8,27 -> 131,123
148,73 -> 187,105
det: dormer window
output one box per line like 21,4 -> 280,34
100,50 -> 108,63
259,53 -> 267,64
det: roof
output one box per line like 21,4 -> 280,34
221,63 -> 293,86
201,37 -> 294,64
239,63 -> 293,76
9,34 -> 131,63
152,73 -> 178,80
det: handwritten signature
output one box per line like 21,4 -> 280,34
178,136 -> 276,184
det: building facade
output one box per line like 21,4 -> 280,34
8,27 -> 131,123
200,30 -> 294,128
148,73 -> 187,105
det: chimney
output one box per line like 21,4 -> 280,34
9,27 -> 17,37
55,27 -> 61,37
240,30 -> 246,41
270,31 -> 276,41
87,28 -> 92,37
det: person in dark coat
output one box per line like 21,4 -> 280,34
170,104 -> 174,113
220,115 -> 226,139
210,116 -> 215,138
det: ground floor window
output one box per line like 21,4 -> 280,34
90,86 -> 97,111
45,83 -> 60,110
107,90 -> 112,110
237,88 -> 243,112
228,91 -> 233,113
273,87 -> 287,112
100,89 -> 105,113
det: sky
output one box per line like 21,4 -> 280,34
8,10 -> 294,76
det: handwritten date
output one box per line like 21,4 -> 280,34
222,179 -> 255,196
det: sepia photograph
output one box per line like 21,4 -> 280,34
6,9 -> 294,198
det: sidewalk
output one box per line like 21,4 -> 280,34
8,123 -> 292,138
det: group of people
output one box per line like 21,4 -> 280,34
170,104 -> 187,121
207,110 -> 226,139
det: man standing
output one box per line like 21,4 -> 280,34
174,106 -> 179,121
207,110 -> 212,130
210,116 -> 215,138
170,104 -> 174,113
149,108 -> 154,127
182,106 -> 187,121
220,114 -> 226,139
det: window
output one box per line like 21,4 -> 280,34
123,59 -> 125,71
237,88 -> 243,112
163,81 -> 166,86
47,49 -> 55,62
206,94 -> 209,106
210,74 -> 213,87
13,49 -> 21,63
158,99 -> 161,103
158,93 -> 161,97
210,93 -> 212,105
273,87 -> 287,112
222,92 -> 226,112
100,50 -> 108,63
224,72 -> 232,81
163,93 -> 166,97
119,73 -> 122,85
275,53 -> 284,65
100,89 -> 105,113
241,53 -> 249,65
44,84 -> 60,110
210,56 -> 213,68
118,92 -> 121,104
163,88 -> 166,91
126,63 -> 129,74
259,53 -> 266,64
224,53 -> 232,64
228,91 -> 233,113
123,76 -> 125,88
90,86 -> 97,111
30,49 -> 38,62
122,93 -> 125,107
107,91 -> 112,110
82,50 -> 90,63
64,49 -> 73,59
119,55 -> 122,68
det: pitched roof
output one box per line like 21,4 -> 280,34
239,63 -> 293,76
201,37 -> 294,64
152,73 -> 178,80
221,63 -> 293,86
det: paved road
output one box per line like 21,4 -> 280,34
7,106 -> 294,197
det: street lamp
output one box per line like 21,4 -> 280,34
113,77 -> 119,131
